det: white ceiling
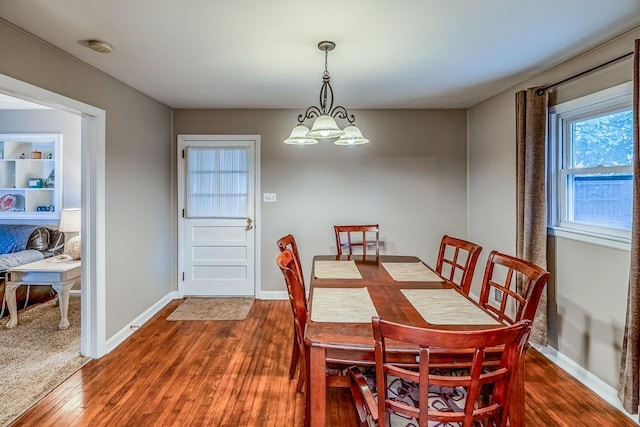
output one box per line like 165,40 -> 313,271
1,0 -> 640,109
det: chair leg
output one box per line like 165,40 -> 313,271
303,345 -> 311,427
296,345 -> 306,392
289,333 -> 300,380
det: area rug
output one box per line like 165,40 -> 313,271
0,295 -> 88,426
166,297 -> 254,321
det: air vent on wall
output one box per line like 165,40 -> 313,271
493,288 -> 503,303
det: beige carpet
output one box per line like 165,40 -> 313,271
167,297 -> 254,321
0,296 -> 88,427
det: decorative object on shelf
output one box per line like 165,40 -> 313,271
47,153 -> 52,159
36,205 -> 54,212
0,194 -> 24,211
0,194 -> 17,211
28,178 -> 43,188
19,153 -> 25,159
31,151 -> 42,159
45,169 -> 55,188
59,208 -> 81,260
284,41 -> 369,146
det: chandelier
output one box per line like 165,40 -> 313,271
284,41 -> 369,146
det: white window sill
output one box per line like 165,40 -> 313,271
548,226 -> 631,251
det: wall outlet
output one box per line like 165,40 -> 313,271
263,193 -> 276,202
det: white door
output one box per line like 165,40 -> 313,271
178,135 -> 259,296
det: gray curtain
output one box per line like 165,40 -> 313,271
515,87 -> 549,346
618,38 -> 640,416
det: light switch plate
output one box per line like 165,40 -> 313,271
263,193 -> 276,202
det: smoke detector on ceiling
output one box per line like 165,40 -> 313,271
88,40 -> 113,53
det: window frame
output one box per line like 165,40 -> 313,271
548,81 -> 633,247
185,145 -> 250,219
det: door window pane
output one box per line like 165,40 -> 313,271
186,147 -> 248,218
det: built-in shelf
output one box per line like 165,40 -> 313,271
0,133 -> 62,220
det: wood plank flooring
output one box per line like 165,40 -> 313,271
11,299 -> 636,426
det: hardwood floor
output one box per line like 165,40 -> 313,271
11,299 -> 636,426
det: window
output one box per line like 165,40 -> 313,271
549,82 -> 633,243
186,146 -> 249,218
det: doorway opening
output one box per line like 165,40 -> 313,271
0,73 -> 107,358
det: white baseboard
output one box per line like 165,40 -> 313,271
104,291 -> 180,354
533,344 -> 638,424
256,290 -> 288,300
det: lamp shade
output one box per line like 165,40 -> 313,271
334,125 -> 370,145
284,125 -> 318,145
306,115 -> 345,139
59,208 -> 81,233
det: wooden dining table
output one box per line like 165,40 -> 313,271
304,254 -> 525,427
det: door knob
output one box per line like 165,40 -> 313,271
246,218 -> 253,231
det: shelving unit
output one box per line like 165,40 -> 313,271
0,134 -> 62,221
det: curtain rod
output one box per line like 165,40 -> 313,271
535,51 -> 634,95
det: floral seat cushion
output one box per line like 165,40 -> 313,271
359,367 -> 481,427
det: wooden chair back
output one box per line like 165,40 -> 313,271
478,250 -> 550,325
334,224 -> 380,258
276,249 -> 308,390
277,234 -> 305,292
435,235 -> 482,295
276,249 -> 307,321
373,317 -> 531,427
276,234 -> 307,385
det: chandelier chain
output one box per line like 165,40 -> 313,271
324,50 -> 329,76
296,41 -> 357,125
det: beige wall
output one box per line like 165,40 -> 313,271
468,26 -> 639,388
0,20 -> 174,339
174,109 -> 468,294
548,236 -> 629,385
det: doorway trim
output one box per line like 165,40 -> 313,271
0,73 -> 107,358
176,134 -> 261,298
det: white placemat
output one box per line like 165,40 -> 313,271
382,262 -> 444,282
401,289 -> 500,325
314,260 -> 362,279
311,287 -> 378,323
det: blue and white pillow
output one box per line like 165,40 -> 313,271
0,224 -> 39,254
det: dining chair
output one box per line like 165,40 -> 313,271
276,234 -> 306,381
348,317 -> 532,427
334,224 -> 380,258
478,250 -> 550,325
435,235 -> 482,296
277,248 -> 359,396
276,249 -> 308,392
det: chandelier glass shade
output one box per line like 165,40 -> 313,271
334,125 -> 370,145
307,115 -> 343,139
284,41 -> 369,146
284,124 -> 317,145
